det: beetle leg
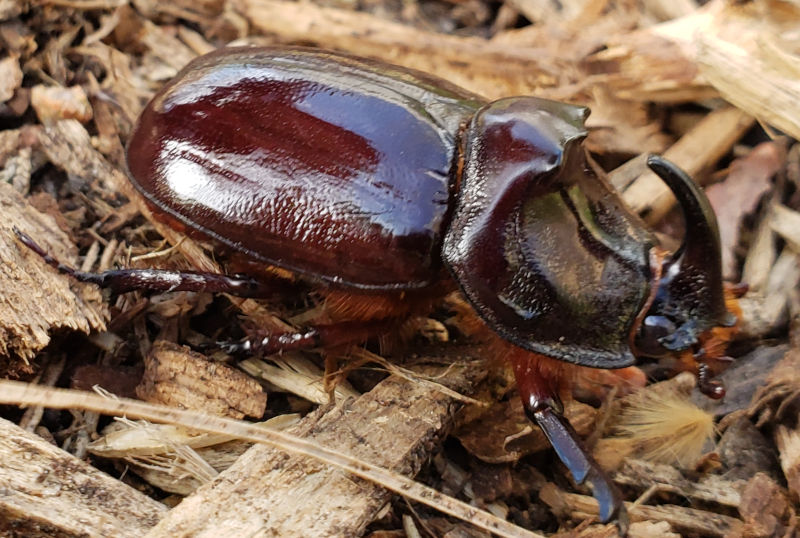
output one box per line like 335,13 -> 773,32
14,228 -> 275,297
530,406 -> 628,528
696,361 -> 726,399
510,351 -> 628,529
220,319 -> 396,355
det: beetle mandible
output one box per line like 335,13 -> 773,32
17,47 -> 741,526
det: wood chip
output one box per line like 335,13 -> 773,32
136,341 -> 267,419
621,106 -> 754,223
0,417 -> 166,537
0,54 -> 22,103
242,0 -> 564,99
613,459 -> 743,508
706,141 -> 784,279
737,473 -> 798,537
137,16 -> 199,76
456,398 -> 597,464
240,355 -> 359,405
626,520 -> 680,538
0,181 -> 106,369
0,144 -> 32,193
89,415 -> 298,495
738,247 -> 800,339
718,416 -> 783,482
584,11 -> 716,104
770,204 -> 800,254
642,0 -> 697,21
696,0 -> 800,141
749,345 -> 800,502
742,201 -> 778,293
35,119 -> 130,196
540,483 -> 743,536
584,88 -> 671,155
145,362 -> 486,537
774,425 -> 800,501
30,85 -> 94,124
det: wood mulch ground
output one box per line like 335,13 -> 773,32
1,0 -> 799,536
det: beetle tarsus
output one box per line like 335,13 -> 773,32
218,328 -> 321,355
219,318 -> 399,355
14,227 -> 95,280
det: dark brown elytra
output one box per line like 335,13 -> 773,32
16,46 -> 741,528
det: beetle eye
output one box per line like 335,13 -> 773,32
635,315 -> 677,357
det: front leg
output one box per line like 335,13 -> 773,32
510,350 -> 628,529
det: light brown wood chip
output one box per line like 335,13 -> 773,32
136,341 -> 267,419
242,0 -> 565,99
145,365 -> 486,537
0,180 -> 106,365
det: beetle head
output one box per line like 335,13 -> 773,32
633,156 -> 737,358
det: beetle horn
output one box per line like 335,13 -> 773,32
646,155 -> 736,351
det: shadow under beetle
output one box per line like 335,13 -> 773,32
17,47 -> 743,528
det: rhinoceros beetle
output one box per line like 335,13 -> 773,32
16,47 -> 740,527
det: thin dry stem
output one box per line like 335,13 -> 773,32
0,380 -> 541,538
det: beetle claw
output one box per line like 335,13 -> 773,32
697,362 -> 726,399
218,338 -> 254,354
531,406 -> 627,529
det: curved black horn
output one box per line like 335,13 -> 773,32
647,156 -> 720,266
646,155 -> 736,350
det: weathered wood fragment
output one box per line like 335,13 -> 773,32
0,180 -> 106,368
613,459 -> 743,508
0,380 -> 533,538
696,0 -> 800,141
242,0 -> 564,99
0,417 -> 166,537
136,341 -> 267,419
36,119 -> 129,196
621,106 -> 753,222
738,248 -> 800,339
30,85 -> 93,124
770,204 -> 800,254
455,398 -> 597,464
145,362 -> 485,537
88,416 -> 298,495
737,472 -> 798,537
240,355 -> 359,405
0,54 -> 22,102
750,346 -> 800,501
705,141 -> 784,279
540,483 -> 743,536
584,9 -> 717,103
